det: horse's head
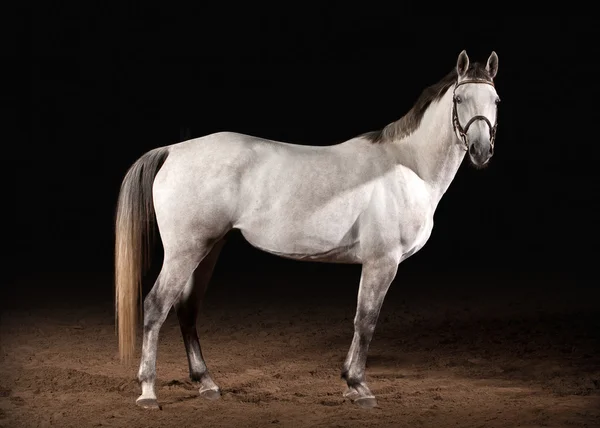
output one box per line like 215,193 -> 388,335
452,50 -> 500,168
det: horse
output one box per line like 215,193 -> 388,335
114,50 -> 501,409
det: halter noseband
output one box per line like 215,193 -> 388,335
452,79 -> 498,151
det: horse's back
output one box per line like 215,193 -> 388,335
152,132 -> 386,257
152,131 -> 432,261
152,130 -> 333,228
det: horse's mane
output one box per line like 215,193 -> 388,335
362,62 -> 493,144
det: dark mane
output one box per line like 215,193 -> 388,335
362,62 -> 493,144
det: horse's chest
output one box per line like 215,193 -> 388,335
381,168 -> 433,254
397,205 -> 434,260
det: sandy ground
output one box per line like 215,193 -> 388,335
1,268 -> 599,428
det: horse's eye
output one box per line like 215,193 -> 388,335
455,96 -> 462,104
495,97 -> 501,104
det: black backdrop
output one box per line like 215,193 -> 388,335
20,11 -> 599,283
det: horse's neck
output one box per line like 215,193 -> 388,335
396,89 -> 466,207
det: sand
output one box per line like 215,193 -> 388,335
1,268 -> 599,427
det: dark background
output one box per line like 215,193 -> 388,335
20,11 -> 599,287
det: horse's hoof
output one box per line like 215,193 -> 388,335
343,387 -> 377,408
355,396 -> 378,408
199,388 -> 221,401
136,397 -> 161,410
343,387 -> 359,399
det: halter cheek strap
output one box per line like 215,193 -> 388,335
452,79 -> 499,151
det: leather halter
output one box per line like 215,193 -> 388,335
451,79 -> 498,151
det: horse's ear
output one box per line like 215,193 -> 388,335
456,50 -> 469,77
486,51 -> 499,79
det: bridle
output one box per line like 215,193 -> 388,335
451,79 -> 499,151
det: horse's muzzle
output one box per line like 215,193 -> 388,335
468,140 -> 493,166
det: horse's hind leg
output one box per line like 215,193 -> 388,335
136,244 -> 214,410
175,239 -> 225,400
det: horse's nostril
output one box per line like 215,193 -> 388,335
469,144 -> 477,156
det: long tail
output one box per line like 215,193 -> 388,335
114,147 -> 169,363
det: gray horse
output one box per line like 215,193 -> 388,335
115,50 -> 500,409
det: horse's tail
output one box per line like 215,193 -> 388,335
114,147 -> 169,363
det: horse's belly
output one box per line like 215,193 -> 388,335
236,202 -> 363,265
235,179 -> 367,263
238,216 -> 362,263
242,231 -> 362,263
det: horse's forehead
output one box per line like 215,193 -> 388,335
459,83 -> 497,98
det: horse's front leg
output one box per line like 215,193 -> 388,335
342,255 -> 398,408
